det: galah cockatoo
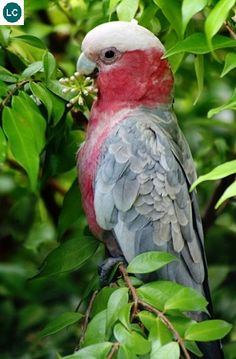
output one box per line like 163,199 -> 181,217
76,21 -> 223,358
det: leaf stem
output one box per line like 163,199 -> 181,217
107,342 -> 119,359
0,80 -> 30,110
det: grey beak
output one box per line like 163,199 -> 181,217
76,52 -> 98,76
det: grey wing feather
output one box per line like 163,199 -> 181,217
94,108 -> 205,293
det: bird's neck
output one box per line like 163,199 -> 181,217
94,48 -> 174,113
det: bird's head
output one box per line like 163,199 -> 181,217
77,21 -> 174,109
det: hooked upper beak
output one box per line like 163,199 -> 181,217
76,52 -> 98,77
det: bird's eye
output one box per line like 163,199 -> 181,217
104,50 -> 115,58
100,47 -> 120,64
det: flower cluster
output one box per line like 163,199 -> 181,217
59,72 -> 97,108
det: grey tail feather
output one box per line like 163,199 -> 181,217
196,341 -> 224,359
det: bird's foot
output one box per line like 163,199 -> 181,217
98,256 -> 127,287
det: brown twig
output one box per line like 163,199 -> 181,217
107,342 -> 119,359
119,264 -> 191,359
139,300 -> 191,359
119,264 -> 138,319
76,290 -> 98,350
224,21 -> 236,40
203,174 -> 235,233
0,80 -> 30,110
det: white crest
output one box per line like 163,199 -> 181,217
82,21 -> 164,55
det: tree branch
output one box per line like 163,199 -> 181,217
107,343 -> 119,359
119,264 -> 191,359
0,80 -> 30,110
76,290 -> 98,350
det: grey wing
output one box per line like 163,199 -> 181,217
94,110 -> 206,294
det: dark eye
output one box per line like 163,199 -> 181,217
100,47 -> 120,64
104,50 -> 115,58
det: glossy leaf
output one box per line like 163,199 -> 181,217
151,342 -> 180,359
215,180 -> 236,209
194,55 -> 204,105
137,281 -> 182,310
2,92 -> 46,191
43,51 -> 57,82
114,323 -> 151,355
91,287 -> 116,318
30,82 -> 64,123
181,0 -> 207,35
30,82 -> 53,119
117,345 -> 137,359
58,180 -> 83,237
117,0 -> 138,21
0,66 -> 18,83
205,0 -> 235,49
165,33 -> 236,57
154,0 -> 182,38
34,236 -> 99,278
40,312 -> 83,337
0,127 -> 7,163
127,251 -> 177,274
207,88 -> 236,118
221,53 -> 236,77
190,160 -> 236,190
13,35 -> 46,49
22,61 -> 43,78
106,287 -> 129,330
82,310 -> 107,346
63,342 -> 113,359
185,320 -> 232,341
164,287 -> 208,312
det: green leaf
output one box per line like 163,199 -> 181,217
22,61 -> 43,78
164,287 -> 208,312
205,0 -> 235,50
165,33 -> 236,57
166,316 -> 194,337
58,180 -> 83,237
151,342 -> 180,359
0,66 -> 18,83
194,55 -> 204,105
190,160 -> 236,190
34,236 -> 99,278
109,0 -> 121,14
208,265 -> 230,291
119,303 -> 132,330
154,0 -> 182,38
139,311 -> 172,348
185,320 -> 232,341
13,35 -> 46,49
43,51 -> 57,82
215,180 -> 236,209
106,287 -> 129,330
0,127 -> 7,163
0,27 -> 11,47
63,342 -> 113,359
82,310 -> 107,346
127,251 -> 177,274
185,340 -> 205,357
181,0 -> 208,35
30,82 -> 53,119
137,281 -> 183,310
91,287 -> 117,318
40,312 -> 83,337
114,323 -> 151,355
117,345 -> 137,359
221,52 -> 236,77
207,88 -> 236,118
2,92 -> 46,191
117,0 -> 139,21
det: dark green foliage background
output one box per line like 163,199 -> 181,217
0,0 -> 235,358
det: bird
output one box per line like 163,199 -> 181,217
76,21 -> 223,358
